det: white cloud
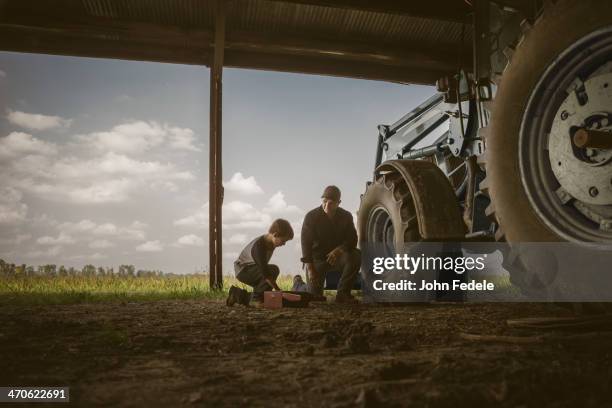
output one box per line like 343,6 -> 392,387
176,234 -> 205,247
225,233 -> 247,245
174,200 -> 272,230
174,202 -> 209,227
88,239 -> 114,249
26,245 -> 62,258
58,219 -> 97,233
37,232 -> 76,246
67,178 -> 133,204
67,252 -> 107,261
223,251 -> 239,260
224,172 -> 264,195
0,132 -> 58,159
263,191 -> 303,216
5,151 -> 194,204
76,121 -> 200,153
58,219 -> 146,241
78,121 -> 166,153
131,221 -> 148,229
223,201 -> 271,230
0,187 -> 28,224
49,152 -> 194,181
0,233 -> 31,245
167,126 -> 201,152
6,110 -> 72,130
136,240 -> 163,252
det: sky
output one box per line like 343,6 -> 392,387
0,51 -> 435,275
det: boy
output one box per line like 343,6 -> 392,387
226,218 -> 294,306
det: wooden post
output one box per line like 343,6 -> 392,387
209,0 -> 225,290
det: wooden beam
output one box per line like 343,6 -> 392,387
226,31 -> 467,71
0,24 -> 211,65
224,50 -> 449,85
270,0 -> 472,23
0,21 -> 462,83
0,13 -> 468,70
209,0 -> 225,290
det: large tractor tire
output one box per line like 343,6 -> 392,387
483,0 -> 612,244
358,160 -> 465,250
358,160 -> 465,302
358,172 -> 421,250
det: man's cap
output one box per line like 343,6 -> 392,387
321,185 -> 341,201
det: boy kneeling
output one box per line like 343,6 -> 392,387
227,219 -> 294,306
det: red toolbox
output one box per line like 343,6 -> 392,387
263,291 -> 314,309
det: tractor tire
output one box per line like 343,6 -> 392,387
357,171 -> 421,250
482,0 -> 612,243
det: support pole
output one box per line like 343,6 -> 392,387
209,0 -> 225,290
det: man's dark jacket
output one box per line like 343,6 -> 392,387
300,206 -> 358,263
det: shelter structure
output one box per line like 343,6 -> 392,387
0,0 -> 480,288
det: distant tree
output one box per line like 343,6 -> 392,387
26,266 -> 35,276
118,265 -> 128,276
97,267 -> 106,276
119,264 -> 135,277
0,259 -> 10,276
68,267 -> 77,276
43,264 -> 57,277
58,265 -> 68,276
82,264 -> 96,276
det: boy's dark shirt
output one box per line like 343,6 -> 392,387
300,206 -> 357,263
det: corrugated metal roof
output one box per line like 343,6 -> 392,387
0,0 -> 473,84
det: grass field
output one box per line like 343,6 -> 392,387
0,274 -> 297,305
0,272 -> 516,305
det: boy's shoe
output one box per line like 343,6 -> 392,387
226,285 -> 240,306
335,293 -> 359,304
226,285 -> 250,307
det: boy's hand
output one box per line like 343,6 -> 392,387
326,247 -> 344,266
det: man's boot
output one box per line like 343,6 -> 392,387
335,292 -> 358,304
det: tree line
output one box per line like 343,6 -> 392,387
0,258 -> 176,278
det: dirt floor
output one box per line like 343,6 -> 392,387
1,300 -> 611,407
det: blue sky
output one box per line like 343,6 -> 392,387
0,51 -> 434,274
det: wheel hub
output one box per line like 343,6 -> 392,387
519,26 -> 612,241
549,72 -> 612,206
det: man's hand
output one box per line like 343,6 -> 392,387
326,247 -> 344,266
266,277 -> 281,291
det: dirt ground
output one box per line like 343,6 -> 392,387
1,300 -> 611,407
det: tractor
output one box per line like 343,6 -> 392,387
357,0 -> 612,295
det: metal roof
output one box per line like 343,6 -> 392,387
0,0 -> 474,84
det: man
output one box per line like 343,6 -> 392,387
301,185 -> 361,303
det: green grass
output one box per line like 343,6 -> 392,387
0,274 -> 296,305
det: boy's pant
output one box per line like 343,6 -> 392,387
236,264 -> 280,301
307,248 -> 361,297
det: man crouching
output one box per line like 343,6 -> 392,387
226,218 -> 294,306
